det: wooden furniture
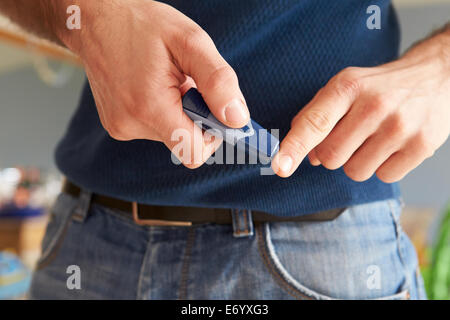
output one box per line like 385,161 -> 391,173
0,216 -> 49,269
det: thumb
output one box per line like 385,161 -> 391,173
171,27 -> 250,128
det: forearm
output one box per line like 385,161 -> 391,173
0,0 -> 84,49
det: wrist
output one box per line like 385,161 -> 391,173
436,27 -> 450,70
43,0 -> 91,55
402,23 -> 450,72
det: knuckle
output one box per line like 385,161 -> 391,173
414,132 -> 435,158
331,71 -> 361,100
107,128 -> 129,141
343,163 -> 371,182
358,95 -> 391,123
367,94 -> 390,114
291,113 -> 302,128
315,145 -> 342,169
106,119 -> 131,141
302,110 -> 332,134
181,26 -> 209,53
375,170 -> 397,184
204,65 -> 238,93
341,67 -> 362,79
388,113 -> 409,137
283,136 -> 309,158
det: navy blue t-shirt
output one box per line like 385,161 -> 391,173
55,0 -> 400,216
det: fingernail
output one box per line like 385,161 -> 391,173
279,154 -> 293,173
224,99 -> 248,125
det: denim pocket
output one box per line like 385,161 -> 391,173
257,200 -> 413,300
35,193 -> 78,270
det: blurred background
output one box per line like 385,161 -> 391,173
0,0 -> 449,299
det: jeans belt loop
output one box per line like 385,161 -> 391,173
72,189 -> 93,223
231,209 -> 254,238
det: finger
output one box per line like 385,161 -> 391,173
178,76 -> 223,165
376,137 -> 433,183
179,75 -> 197,95
308,149 -> 321,166
343,111 -> 416,182
163,112 -> 223,168
156,87 -> 223,168
375,151 -> 418,183
343,127 -> 405,182
171,27 -> 250,128
312,97 -> 387,170
272,71 -> 360,177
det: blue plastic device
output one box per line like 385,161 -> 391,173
182,88 -> 279,161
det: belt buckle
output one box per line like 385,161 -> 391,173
132,202 -> 192,227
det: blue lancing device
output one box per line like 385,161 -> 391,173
182,88 -> 279,162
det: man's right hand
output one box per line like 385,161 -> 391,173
54,0 -> 250,168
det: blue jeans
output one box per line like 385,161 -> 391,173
29,192 -> 426,300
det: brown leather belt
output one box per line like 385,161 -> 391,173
63,180 -> 344,226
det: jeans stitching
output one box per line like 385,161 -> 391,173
36,197 -> 78,270
136,228 -> 153,300
256,223 -> 311,300
387,200 -> 411,298
36,218 -> 73,270
415,267 -> 427,300
178,228 -> 196,300
72,191 -> 92,223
